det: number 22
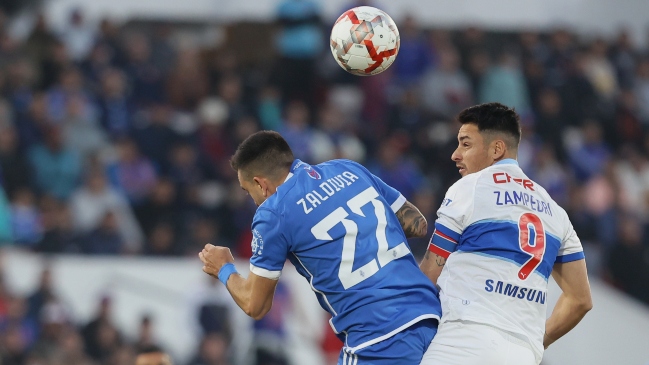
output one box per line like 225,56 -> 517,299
311,187 -> 410,289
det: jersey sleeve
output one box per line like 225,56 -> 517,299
428,177 -> 476,259
249,208 -> 289,280
370,172 -> 406,213
555,222 -> 585,263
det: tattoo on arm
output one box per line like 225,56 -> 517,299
396,201 -> 428,238
435,255 -> 446,267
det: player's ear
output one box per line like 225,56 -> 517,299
253,176 -> 271,197
492,139 -> 507,160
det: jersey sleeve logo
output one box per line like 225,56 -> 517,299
251,229 -> 264,257
305,165 -> 321,179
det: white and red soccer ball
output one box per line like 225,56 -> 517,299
330,6 -> 400,76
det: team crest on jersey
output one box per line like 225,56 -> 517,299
251,229 -> 264,257
304,165 -> 321,180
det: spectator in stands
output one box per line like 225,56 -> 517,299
82,296 -> 114,359
609,29 -> 637,90
316,102 -> 366,162
59,8 -> 97,62
37,201 -> 82,253
69,168 -> 143,252
83,210 -> 125,254
607,216 -> 649,305
392,15 -> 432,88
135,315 -> 162,352
257,86 -> 283,131
26,267 -> 56,323
9,188 -> 41,246
123,33 -> 164,106
135,178 -> 179,237
28,125 -> 82,200
584,38 -> 619,102
97,68 -> 134,139
272,0 -> 323,105
187,333 -> 230,365
0,126 -> 31,198
107,137 -> 158,204
568,120 -> 612,182
279,100 -> 331,164
61,94 -> 109,162
47,66 -> 94,124
420,45 -> 473,117
132,102 -> 180,173
479,48 -> 531,114
634,57 -> 649,125
144,222 -> 177,256
534,88 -> 570,160
367,135 -> 424,200
166,48 -> 209,111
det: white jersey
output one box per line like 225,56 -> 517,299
428,159 -> 584,363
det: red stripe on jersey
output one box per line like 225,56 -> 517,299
428,244 -> 451,259
435,230 -> 457,243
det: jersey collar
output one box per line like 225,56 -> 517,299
284,159 -> 304,182
494,158 -> 519,166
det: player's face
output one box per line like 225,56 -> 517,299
238,170 -> 267,206
451,123 -> 493,177
135,353 -> 172,365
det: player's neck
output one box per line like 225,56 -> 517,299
493,153 -> 518,165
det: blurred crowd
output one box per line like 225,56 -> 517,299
0,0 -> 649,363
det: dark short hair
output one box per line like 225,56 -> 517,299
457,102 -> 521,148
230,131 -> 294,180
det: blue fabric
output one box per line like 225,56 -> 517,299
250,159 -> 441,349
431,231 -> 457,253
555,251 -> 585,263
434,222 -> 461,241
337,319 -> 438,365
458,220 -> 564,280
0,188 -> 11,244
218,263 -> 238,286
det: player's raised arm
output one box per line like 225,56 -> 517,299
544,259 -> 593,348
395,200 -> 428,238
419,250 -> 447,287
199,244 -> 279,320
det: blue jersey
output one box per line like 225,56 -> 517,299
249,159 -> 441,352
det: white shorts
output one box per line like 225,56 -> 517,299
420,320 -> 539,365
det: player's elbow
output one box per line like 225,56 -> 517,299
244,302 -> 271,320
579,295 -> 593,314
573,293 -> 593,315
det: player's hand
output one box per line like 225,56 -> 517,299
199,244 -> 235,277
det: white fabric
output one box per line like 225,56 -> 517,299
432,162 -> 583,363
421,320 -> 538,365
249,264 -> 282,280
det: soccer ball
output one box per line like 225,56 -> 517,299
330,6 -> 400,76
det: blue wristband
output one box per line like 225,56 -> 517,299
218,263 -> 238,286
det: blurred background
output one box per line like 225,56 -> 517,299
0,0 -> 648,364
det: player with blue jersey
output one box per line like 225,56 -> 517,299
420,103 -> 593,365
199,131 -> 442,364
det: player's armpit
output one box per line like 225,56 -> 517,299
395,200 -> 428,238
420,249 -> 446,286
544,259 -> 592,348
226,271 -> 279,320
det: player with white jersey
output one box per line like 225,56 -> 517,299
199,131 -> 442,364
420,103 -> 593,365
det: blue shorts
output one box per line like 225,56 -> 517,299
338,319 -> 438,365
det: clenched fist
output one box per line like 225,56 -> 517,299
199,244 -> 235,277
